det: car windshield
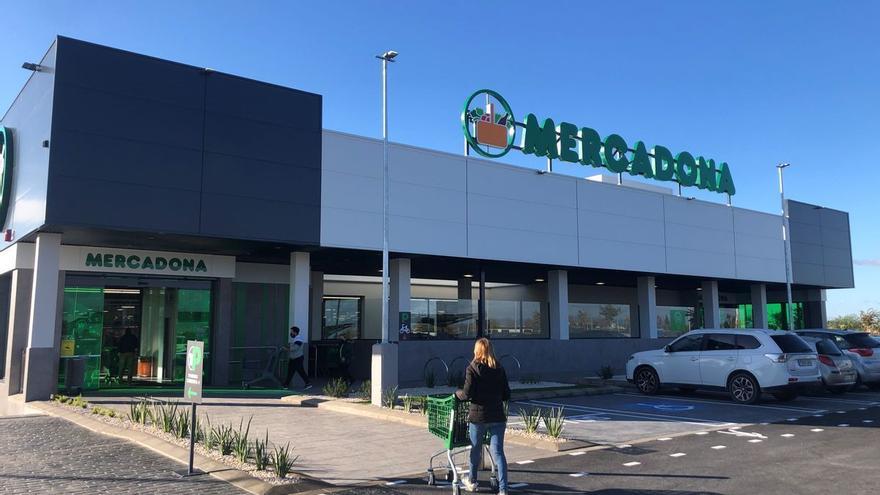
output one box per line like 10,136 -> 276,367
770,334 -> 812,353
841,333 -> 880,349
815,339 -> 842,356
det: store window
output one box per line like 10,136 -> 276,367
410,298 -> 477,340
322,296 -> 362,340
59,287 -> 105,390
487,300 -> 548,339
569,303 -> 635,338
657,306 -> 697,338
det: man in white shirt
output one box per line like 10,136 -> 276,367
283,326 -> 312,389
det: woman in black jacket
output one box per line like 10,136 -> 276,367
456,337 -> 511,494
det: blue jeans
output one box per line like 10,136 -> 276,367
468,422 -> 508,491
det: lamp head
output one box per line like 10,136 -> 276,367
777,162 -> 791,169
377,50 -> 398,61
21,62 -> 42,72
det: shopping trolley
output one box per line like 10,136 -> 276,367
242,347 -> 286,389
426,395 -> 498,494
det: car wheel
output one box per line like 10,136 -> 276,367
828,386 -> 848,395
635,367 -> 660,395
728,373 -> 760,405
772,390 -> 798,402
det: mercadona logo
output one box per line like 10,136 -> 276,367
461,89 -> 517,159
0,127 -> 14,227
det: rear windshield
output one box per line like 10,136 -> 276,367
841,333 -> 880,349
771,334 -> 813,353
815,339 -> 842,356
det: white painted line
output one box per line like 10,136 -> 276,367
863,420 -> 874,424
786,418 -> 798,422
516,460 -> 534,465
617,444 -> 632,449
719,429 -> 767,439
569,472 -> 588,477
748,439 -> 763,443
802,395 -> 878,405
836,411 -> 846,414
669,452 -> 687,457
695,431 -> 709,435
811,428 -> 824,432
812,414 -> 824,418
385,480 -> 407,486
615,393 -> 823,413
568,451 -> 586,456
525,399 -> 735,427
711,445 -> 727,450
838,424 -> 850,427
623,461 -> 641,467
781,434 -> 795,438
858,408 -> 867,411
509,483 -> 529,488
658,437 -> 673,441
729,426 -> 742,430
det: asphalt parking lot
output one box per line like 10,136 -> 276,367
374,388 -> 880,495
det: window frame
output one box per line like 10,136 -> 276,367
321,295 -> 364,340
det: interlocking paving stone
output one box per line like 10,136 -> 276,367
0,416 -> 244,494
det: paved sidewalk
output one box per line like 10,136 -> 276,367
90,396 -> 553,486
0,415 -> 243,494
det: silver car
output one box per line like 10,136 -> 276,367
801,337 -> 857,393
796,329 -> 880,389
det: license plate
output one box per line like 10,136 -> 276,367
798,359 -> 813,366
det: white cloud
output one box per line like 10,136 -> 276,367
855,259 -> 880,267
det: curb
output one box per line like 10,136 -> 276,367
31,402 -> 333,495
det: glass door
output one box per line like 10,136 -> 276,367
170,288 -> 212,382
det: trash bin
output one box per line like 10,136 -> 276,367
65,356 -> 87,395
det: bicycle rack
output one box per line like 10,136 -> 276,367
447,355 -> 469,386
499,353 -> 522,380
422,357 -> 449,388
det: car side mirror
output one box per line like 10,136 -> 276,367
664,345 -> 673,353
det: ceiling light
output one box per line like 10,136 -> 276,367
463,274 -> 473,278
535,278 -> 545,282
696,287 -> 702,291
595,282 -> 605,286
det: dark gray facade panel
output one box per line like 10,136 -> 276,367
788,199 -> 854,288
50,129 -> 203,191
199,193 -> 320,243
48,176 -> 201,233
42,37 -> 322,246
202,152 -> 320,202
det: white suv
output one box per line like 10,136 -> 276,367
626,329 -> 820,404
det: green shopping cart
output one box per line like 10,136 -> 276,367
425,395 -> 498,494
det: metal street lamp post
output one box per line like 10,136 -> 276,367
777,163 -> 794,330
377,50 -> 397,343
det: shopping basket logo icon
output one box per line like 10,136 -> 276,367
461,89 -> 516,159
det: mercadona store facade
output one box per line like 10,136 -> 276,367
0,37 -> 854,401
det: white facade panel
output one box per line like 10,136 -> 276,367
321,207 -> 382,250
468,224 -> 578,265
578,211 -> 666,247
577,181 -> 665,221
733,232 -> 784,261
665,247 -> 737,278
390,215 -> 467,257
390,146 -> 467,191
735,255 -> 786,282
467,159 -> 577,208
579,237 -> 667,272
322,131 -> 382,177
665,222 -> 736,255
390,181 -> 466,224
467,193 -> 577,236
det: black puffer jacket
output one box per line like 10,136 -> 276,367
455,361 -> 511,424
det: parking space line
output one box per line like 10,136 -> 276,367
615,393 -> 825,413
811,428 -> 824,432
711,445 -> 727,449
568,451 -> 586,456
524,400 -> 735,427
570,472 -> 588,477
516,460 -> 534,465
510,483 -> 529,488
623,461 -> 641,467
669,452 -> 687,457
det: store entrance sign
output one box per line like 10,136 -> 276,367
461,90 -> 736,196
60,246 -> 236,278
184,340 -> 204,404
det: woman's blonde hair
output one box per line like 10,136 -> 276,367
472,337 -> 498,369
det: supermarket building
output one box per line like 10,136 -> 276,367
0,38 -> 854,401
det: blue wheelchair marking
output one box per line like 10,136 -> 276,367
635,402 -> 696,412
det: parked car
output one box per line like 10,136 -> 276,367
795,329 -> 880,389
626,329 -> 820,404
800,337 -> 857,393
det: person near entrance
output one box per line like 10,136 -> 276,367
283,326 -> 312,390
456,337 -> 511,495
117,329 -> 140,385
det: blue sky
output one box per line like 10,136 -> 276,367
2,1 -> 877,317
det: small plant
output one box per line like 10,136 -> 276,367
416,395 -> 428,415
424,368 -> 435,388
519,407 -> 541,434
381,386 -> 399,409
233,416 -> 253,463
154,400 -> 179,433
203,415 -> 217,450
402,395 -> 415,413
211,423 -> 235,455
174,410 -> 191,439
358,380 -> 372,402
542,407 -> 566,439
596,365 -> 614,380
322,377 -> 350,398
128,398 -> 151,425
70,395 -> 89,409
447,370 -> 465,387
91,405 -> 117,418
271,442 -> 299,478
253,431 -> 271,470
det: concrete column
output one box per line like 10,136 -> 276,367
211,279 -> 233,387
547,270 -> 569,340
701,280 -> 720,329
289,252 -> 310,368
1,269 -> 32,398
309,271 -> 324,341
818,290 -> 828,328
23,233 -> 62,401
637,276 -> 657,339
750,284 -> 768,329
389,258 -> 411,342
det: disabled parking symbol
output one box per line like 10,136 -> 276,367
635,402 -> 695,412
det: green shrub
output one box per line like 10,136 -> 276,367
253,431 -> 271,470
153,400 -> 178,433
416,396 -> 428,415
424,369 -> 435,388
91,405 -> 117,418
358,380 -> 372,402
233,416 -> 253,463
211,423 -> 235,456
70,395 -> 88,409
519,407 -> 541,434
596,365 -> 614,380
401,395 -> 414,413
322,377 -> 350,398
381,386 -> 399,409
174,410 -> 191,439
542,407 -> 566,438
271,442 -> 298,478
202,416 -> 217,450
128,398 -> 151,425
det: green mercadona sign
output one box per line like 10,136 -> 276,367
461,89 -> 735,196
85,252 -> 208,273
